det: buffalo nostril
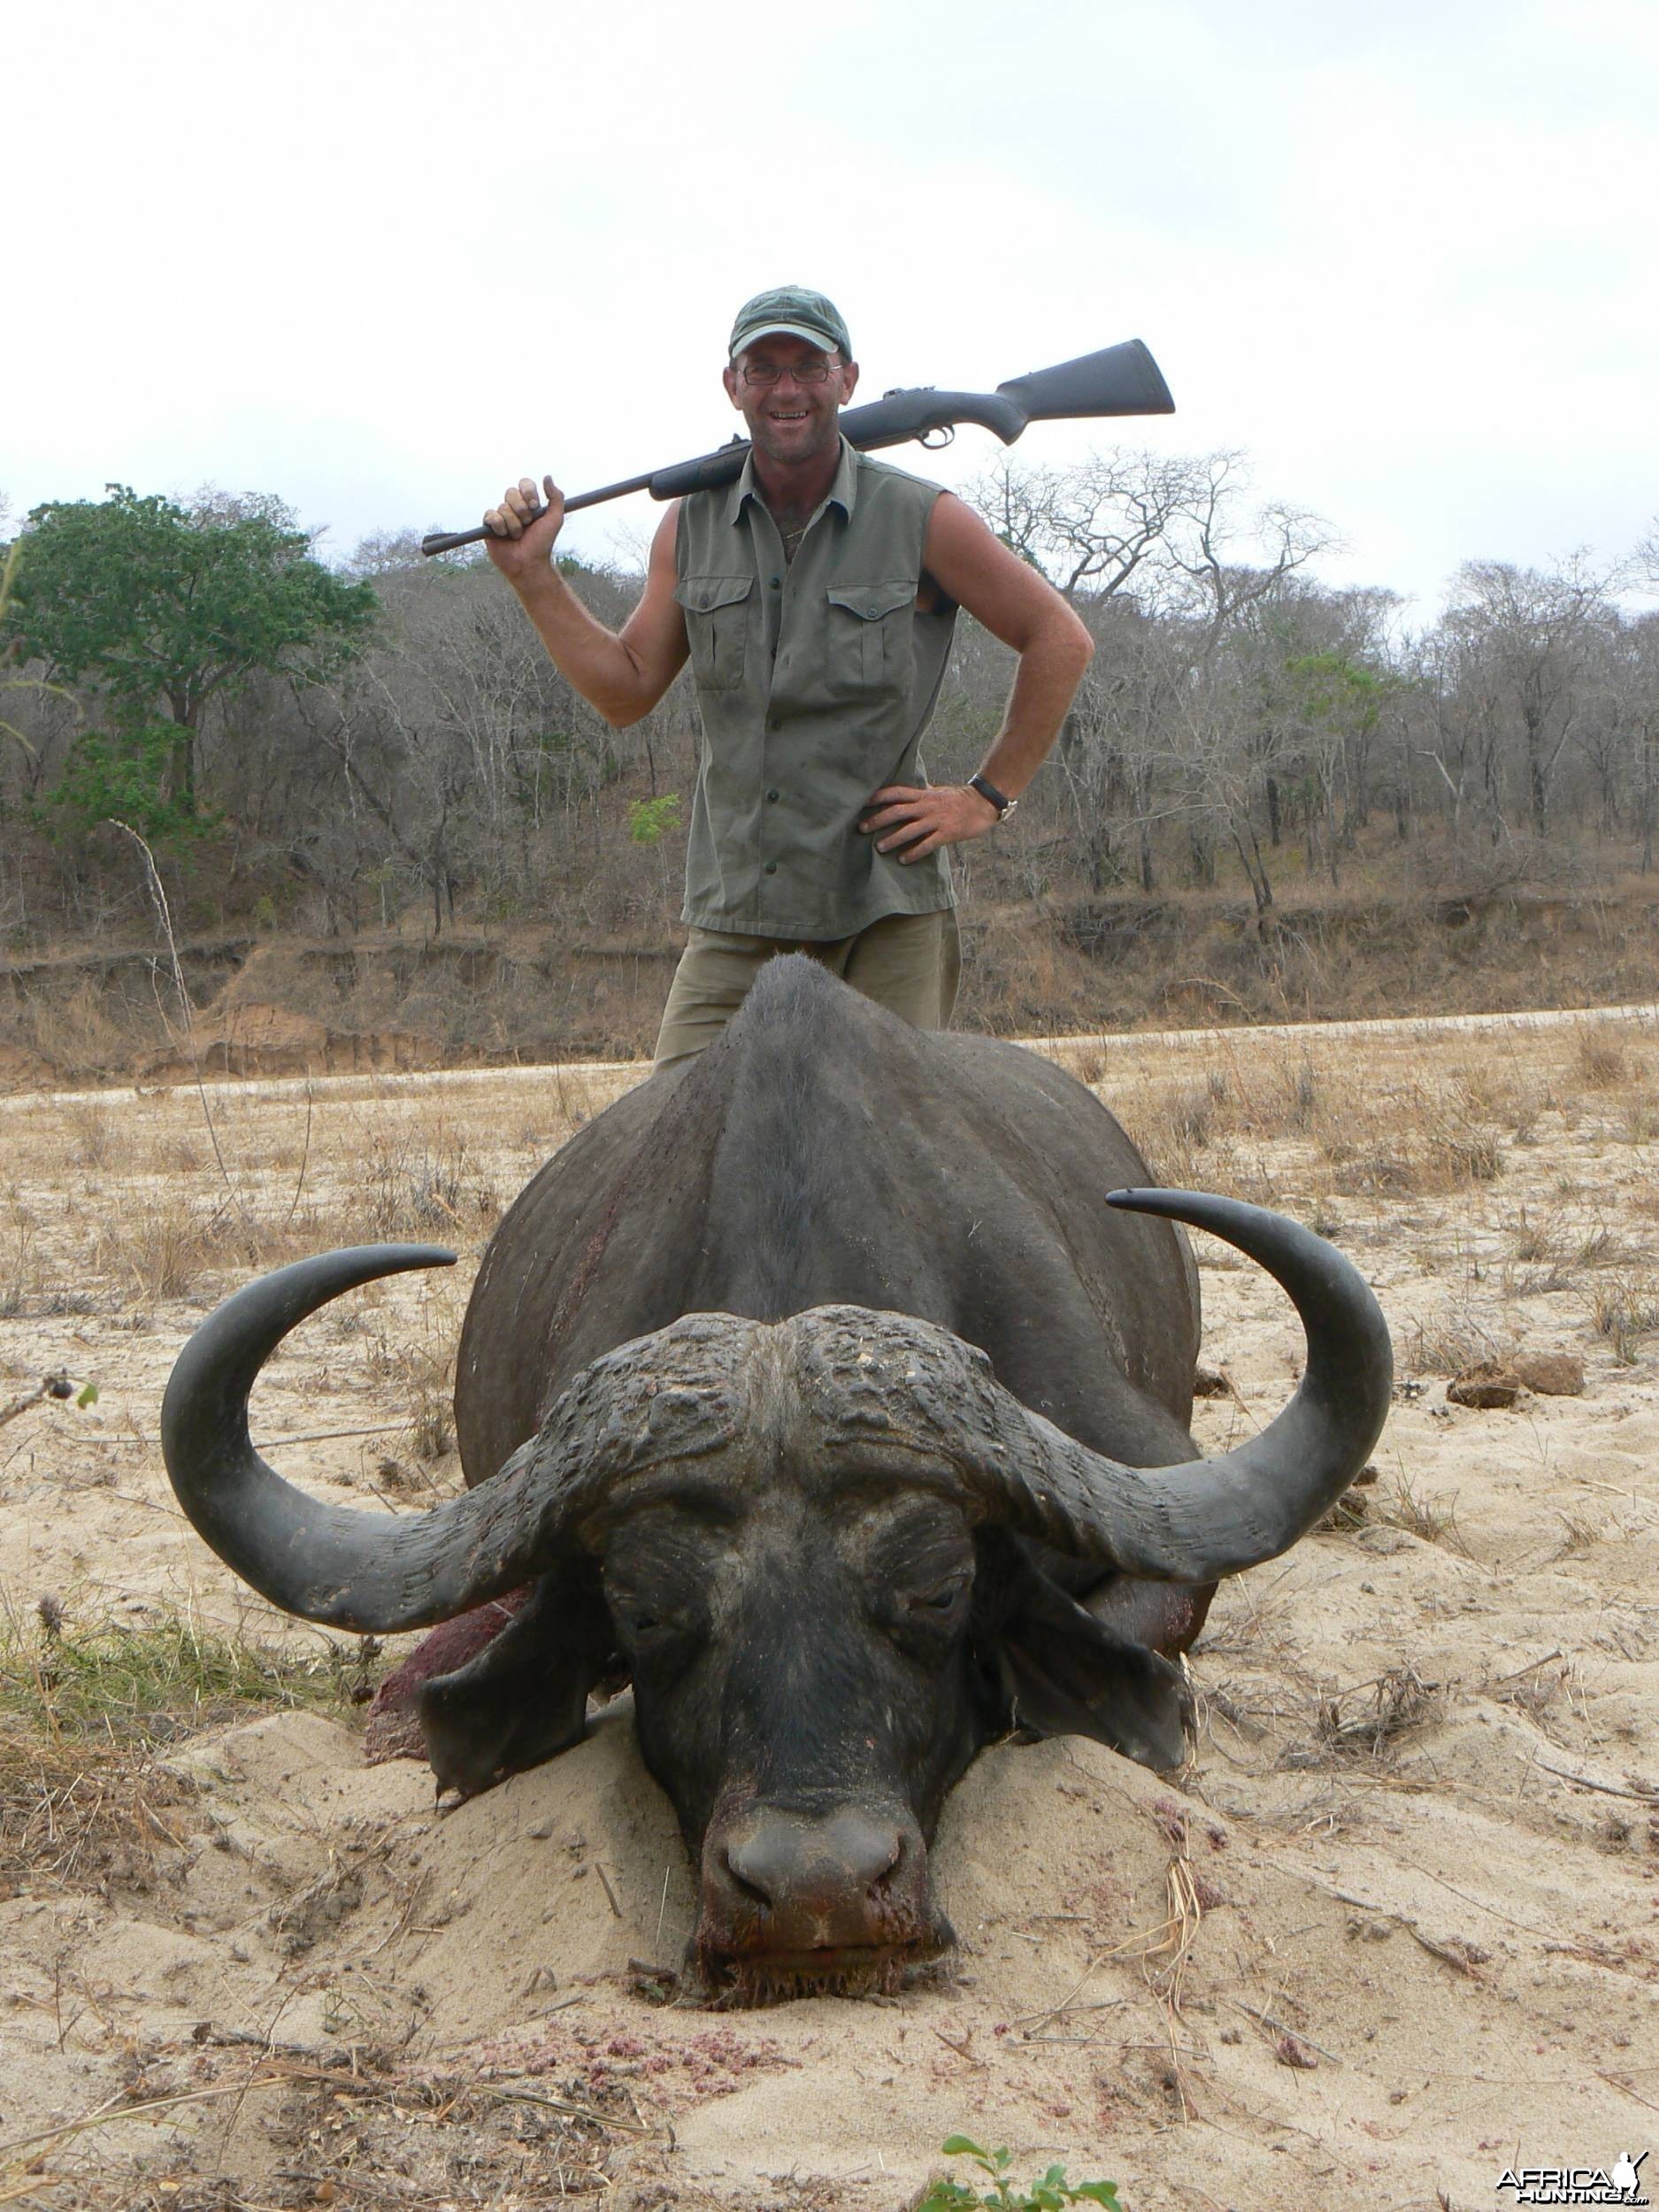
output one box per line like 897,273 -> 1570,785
701,1809 -> 940,1970
721,1842 -> 776,1910
867,1830 -> 903,1894
721,1813 -> 905,1918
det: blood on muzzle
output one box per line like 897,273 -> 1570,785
698,1804 -> 949,1970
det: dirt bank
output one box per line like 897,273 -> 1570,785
6,884 -> 1659,1087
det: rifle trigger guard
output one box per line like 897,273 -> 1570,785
918,425 -> 956,451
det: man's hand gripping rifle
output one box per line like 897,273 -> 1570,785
419,338 -> 1174,557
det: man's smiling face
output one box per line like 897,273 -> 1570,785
724,334 -> 858,472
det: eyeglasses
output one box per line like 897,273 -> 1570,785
739,358 -> 840,387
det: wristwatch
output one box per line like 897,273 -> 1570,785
967,772 -> 1018,822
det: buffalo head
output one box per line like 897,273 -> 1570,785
160,1189 -> 1390,1995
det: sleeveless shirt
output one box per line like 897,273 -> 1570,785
673,437 -> 958,938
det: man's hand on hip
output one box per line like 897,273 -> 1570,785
859,782 -> 1001,863
483,475 -> 566,585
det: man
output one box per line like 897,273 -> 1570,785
484,286 -> 1093,1070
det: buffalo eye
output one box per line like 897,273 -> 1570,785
613,1599 -> 687,1646
603,1578 -> 703,1657
896,1572 -> 972,1629
864,1505 -> 974,1647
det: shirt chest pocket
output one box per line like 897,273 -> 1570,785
826,580 -> 916,698
675,574 -> 754,693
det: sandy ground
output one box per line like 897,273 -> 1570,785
1,1008 -> 1657,2210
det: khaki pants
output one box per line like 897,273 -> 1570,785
653,910 -> 960,1072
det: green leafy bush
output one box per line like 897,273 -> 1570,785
628,792 -> 682,845
916,2135 -> 1121,2210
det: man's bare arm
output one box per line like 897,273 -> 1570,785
861,490 -> 1094,862
485,476 -> 689,728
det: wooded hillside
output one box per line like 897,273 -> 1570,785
4,461 -> 1657,1075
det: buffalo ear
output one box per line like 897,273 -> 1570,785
418,1559 -> 618,1797
979,1540 -> 1193,1773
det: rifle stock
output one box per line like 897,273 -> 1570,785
419,338 -> 1173,557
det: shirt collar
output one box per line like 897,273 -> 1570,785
723,434 -> 858,528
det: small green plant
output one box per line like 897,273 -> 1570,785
628,792 -> 682,845
916,2136 -> 1120,2210
0,1608 -> 359,1746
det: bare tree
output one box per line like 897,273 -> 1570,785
966,449 -> 1199,602
1438,557 -> 1610,842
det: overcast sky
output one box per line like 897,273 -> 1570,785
7,0 -> 1656,614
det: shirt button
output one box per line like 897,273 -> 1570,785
764,861 -> 778,875
769,576 -> 781,590
766,788 -> 780,802
768,716 -> 781,732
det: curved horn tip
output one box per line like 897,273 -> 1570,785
1106,1187 -> 1270,1233
247,1242 -> 461,1283
162,1243 -> 460,1435
283,1242 -> 459,1286
1106,1187 -> 1207,1224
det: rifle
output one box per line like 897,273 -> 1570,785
418,338 -> 1174,557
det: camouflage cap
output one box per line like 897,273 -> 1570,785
728,285 -> 852,362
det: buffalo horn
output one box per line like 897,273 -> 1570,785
159,1246 -> 746,1632
949,1190 -> 1392,1580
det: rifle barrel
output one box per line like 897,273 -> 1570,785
419,469 -> 657,557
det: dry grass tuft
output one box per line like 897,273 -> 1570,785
63,1101 -> 118,1171
1317,1486 -> 1373,1533
408,1387 -> 456,1463
0,1727 -> 201,1896
1490,1653 -> 1580,1728
1371,1471 -> 1467,1550
1504,1204 -> 1564,1265
1330,1149 -> 1421,1197
363,1128 -> 470,1237
1505,1261 -> 1575,1299
1286,1056 -> 1321,1132
1167,1086 -> 1216,1154
1404,1310 -> 1506,1377
1,1194 -> 48,1315
357,1313 -> 460,1464
325,1122 -> 504,1247
1573,1023 -> 1629,1089
1573,1225 -> 1648,1270
1315,1666 -> 1441,1760
88,1197 -> 251,1303
1132,1083 -> 1247,1192
1501,1205 -> 1578,1295
1587,1276 -> 1659,1365
1422,1095 -> 1504,1187
1553,1512 -> 1607,1558
371,1454 -> 445,1504
1313,1077 -> 1507,1199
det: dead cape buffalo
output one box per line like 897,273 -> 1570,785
161,956 -> 1391,1994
